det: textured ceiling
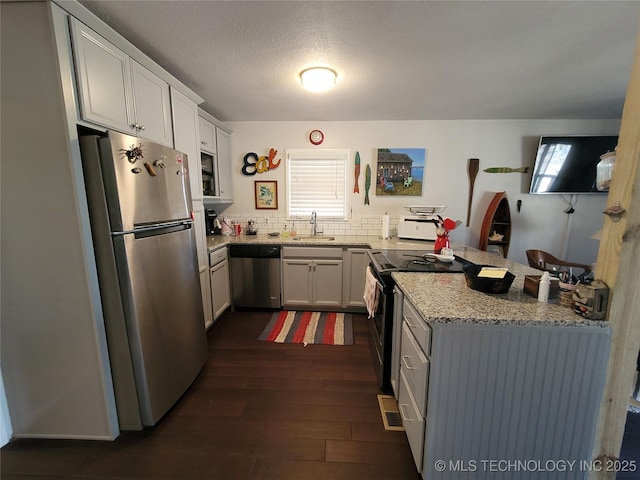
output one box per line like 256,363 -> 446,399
78,0 -> 640,123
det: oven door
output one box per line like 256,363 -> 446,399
371,279 -> 386,358
367,267 -> 393,392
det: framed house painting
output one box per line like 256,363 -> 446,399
255,180 -> 278,209
376,148 -> 425,196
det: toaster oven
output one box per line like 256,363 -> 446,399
397,215 -> 438,241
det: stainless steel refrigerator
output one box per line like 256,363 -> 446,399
80,131 -> 208,429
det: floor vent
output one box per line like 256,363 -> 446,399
377,395 -> 405,431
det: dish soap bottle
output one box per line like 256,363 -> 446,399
538,272 -> 550,302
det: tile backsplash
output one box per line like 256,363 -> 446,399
219,212 -> 400,238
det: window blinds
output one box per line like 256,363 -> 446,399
286,149 -> 349,219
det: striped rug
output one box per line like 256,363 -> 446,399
258,311 -> 354,345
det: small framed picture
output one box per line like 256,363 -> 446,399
255,180 -> 278,209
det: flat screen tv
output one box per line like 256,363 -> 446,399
529,135 -> 618,194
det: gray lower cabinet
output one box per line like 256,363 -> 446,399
394,293 -> 612,480
398,295 -> 431,472
209,247 -> 230,321
342,248 -> 369,309
281,247 -> 343,308
192,203 -> 213,328
398,368 -> 426,471
391,287 -> 404,398
199,267 -> 213,330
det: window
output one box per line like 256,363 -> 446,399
286,149 -> 349,220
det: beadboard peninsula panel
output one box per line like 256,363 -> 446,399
423,324 -> 610,480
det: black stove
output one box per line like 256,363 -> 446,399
366,249 -> 469,393
368,249 -> 469,275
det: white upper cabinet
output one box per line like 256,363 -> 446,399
198,117 -> 216,155
171,88 -> 202,203
198,112 -> 233,204
130,61 -> 173,146
216,128 -> 232,202
70,17 -> 134,133
70,18 -> 173,146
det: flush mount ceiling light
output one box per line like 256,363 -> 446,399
300,67 -> 337,92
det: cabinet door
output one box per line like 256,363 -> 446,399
402,296 -> 432,356
191,202 -> 207,269
398,370 -> 425,472
216,128 -> 233,201
343,248 -> 369,308
281,259 -> 313,306
171,88 -> 202,202
198,117 -> 216,154
313,260 -> 343,307
131,61 -> 173,146
200,267 -> 213,329
70,18 -> 135,134
400,322 -> 429,417
211,259 -> 230,321
391,287 -> 404,399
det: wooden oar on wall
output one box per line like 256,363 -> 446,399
466,158 -> 479,226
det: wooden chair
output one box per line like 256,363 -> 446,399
379,176 -> 394,191
525,250 -> 592,278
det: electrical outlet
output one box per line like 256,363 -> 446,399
265,218 -> 268,224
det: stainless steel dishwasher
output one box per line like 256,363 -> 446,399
229,244 -> 281,308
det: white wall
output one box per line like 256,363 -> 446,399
220,119 -> 619,265
0,1 -> 118,441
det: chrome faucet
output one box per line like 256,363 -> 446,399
310,210 -> 318,236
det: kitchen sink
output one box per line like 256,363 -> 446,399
292,235 -> 335,241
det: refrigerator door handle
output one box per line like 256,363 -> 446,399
112,220 -> 193,236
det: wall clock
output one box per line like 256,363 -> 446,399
309,129 -> 324,145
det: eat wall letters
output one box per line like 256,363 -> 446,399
242,148 -> 281,175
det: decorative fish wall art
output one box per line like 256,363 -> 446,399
354,152 -> 360,193
364,164 -> 371,205
483,167 -> 529,173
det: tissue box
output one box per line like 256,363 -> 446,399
524,275 -> 560,300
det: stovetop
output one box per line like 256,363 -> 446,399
368,249 -> 470,275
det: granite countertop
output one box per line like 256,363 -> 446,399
392,248 -> 607,328
206,234 -> 606,328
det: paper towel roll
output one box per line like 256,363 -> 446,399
381,213 -> 390,239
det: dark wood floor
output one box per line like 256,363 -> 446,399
1,311 -> 420,480
618,410 -> 640,479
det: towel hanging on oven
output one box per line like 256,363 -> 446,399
363,266 -> 380,319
